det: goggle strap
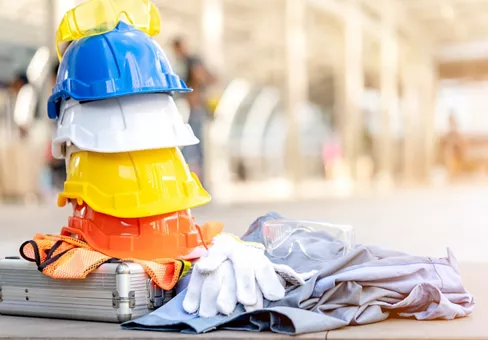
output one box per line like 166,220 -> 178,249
195,224 -> 209,251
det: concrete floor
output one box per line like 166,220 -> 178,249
0,183 -> 487,263
1,184 -> 487,339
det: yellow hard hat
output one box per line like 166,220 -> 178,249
58,148 -> 211,218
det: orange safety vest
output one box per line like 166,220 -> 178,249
19,233 -> 191,290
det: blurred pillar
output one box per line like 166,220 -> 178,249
284,0 -> 308,192
200,0 -> 224,192
46,0 -> 56,57
46,0 -> 78,58
377,1 -> 398,184
42,0 -> 77,120
419,59 -> 438,182
400,51 -> 420,184
400,51 -> 437,184
201,0 -> 224,83
336,0 -> 363,179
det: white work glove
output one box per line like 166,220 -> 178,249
182,233 -> 317,317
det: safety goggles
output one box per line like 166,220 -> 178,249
56,0 -> 161,60
262,219 -> 355,261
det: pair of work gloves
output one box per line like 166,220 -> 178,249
183,233 -> 317,318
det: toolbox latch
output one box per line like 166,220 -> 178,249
146,279 -> 163,309
146,279 -> 175,309
112,290 -> 136,309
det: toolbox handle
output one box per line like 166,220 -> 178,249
107,259 -> 134,264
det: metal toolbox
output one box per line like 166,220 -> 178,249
0,257 -> 174,323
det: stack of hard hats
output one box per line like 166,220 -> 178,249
48,0 -> 221,261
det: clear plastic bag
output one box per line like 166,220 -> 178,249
262,219 -> 355,262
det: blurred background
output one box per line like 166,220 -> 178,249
0,0 -> 487,262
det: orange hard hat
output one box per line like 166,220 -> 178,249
61,201 -> 224,261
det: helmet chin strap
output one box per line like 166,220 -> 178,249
63,142 -> 81,169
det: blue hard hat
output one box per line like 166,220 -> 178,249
47,22 -> 191,119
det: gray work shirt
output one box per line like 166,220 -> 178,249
122,212 -> 475,335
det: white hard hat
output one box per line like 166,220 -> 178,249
52,93 -> 199,159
